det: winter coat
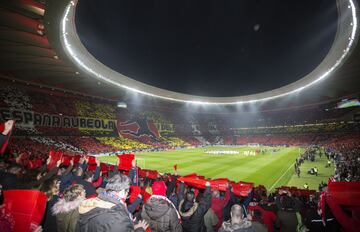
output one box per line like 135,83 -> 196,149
304,207 -> 340,232
219,220 -> 255,232
179,186 -> 212,232
141,195 -> 182,232
275,210 -> 298,232
43,196 -> 59,232
204,208 -> 218,232
0,171 -> 20,190
52,197 -> 83,232
251,221 -> 267,232
76,196 -> 144,232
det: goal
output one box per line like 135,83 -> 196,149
247,143 -> 260,147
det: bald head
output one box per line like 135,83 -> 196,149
230,204 -> 244,224
212,190 -> 220,198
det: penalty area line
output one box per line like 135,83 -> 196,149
268,161 -> 295,192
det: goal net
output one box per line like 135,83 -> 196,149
247,143 -> 260,147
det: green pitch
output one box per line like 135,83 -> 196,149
99,146 -> 333,191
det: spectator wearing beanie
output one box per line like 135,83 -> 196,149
76,174 -> 148,232
178,181 -> 212,232
141,181 -> 182,232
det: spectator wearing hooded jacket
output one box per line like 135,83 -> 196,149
52,184 -> 85,232
178,181 -> 212,232
141,181 -> 182,232
76,174 -> 148,232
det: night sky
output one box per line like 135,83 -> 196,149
76,0 -> 338,97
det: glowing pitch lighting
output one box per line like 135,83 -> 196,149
60,0 -> 359,105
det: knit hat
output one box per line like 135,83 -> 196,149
152,181 -> 167,196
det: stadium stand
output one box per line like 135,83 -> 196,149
1,0 -> 360,230
1,80 -> 360,231
96,137 -> 151,151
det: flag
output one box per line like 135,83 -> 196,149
86,155 -> 97,165
327,181 -> 360,206
177,176 -> 207,189
87,164 -> 97,171
3,190 -> 47,232
27,159 -> 43,169
117,154 -> 135,171
139,169 -> 158,180
231,181 -> 253,197
61,155 -> 72,166
48,151 -> 63,170
128,186 -> 141,204
100,162 -> 109,173
72,155 -> 81,165
210,178 -> 229,191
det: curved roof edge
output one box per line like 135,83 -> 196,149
56,0 -> 359,105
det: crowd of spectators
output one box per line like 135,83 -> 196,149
159,137 -> 189,148
1,118 -> 359,232
96,137 -> 151,151
232,122 -> 360,135
327,136 -> 360,182
62,137 -> 116,154
1,147 -> 353,232
1,80 -> 360,231
74,100 -> 116,120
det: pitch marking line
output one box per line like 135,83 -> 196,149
269,161 -> 295,192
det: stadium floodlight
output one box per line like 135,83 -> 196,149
60,0 -> 359,105
117,102 -> 127,108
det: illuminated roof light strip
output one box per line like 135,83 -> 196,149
61,0 -> 358,105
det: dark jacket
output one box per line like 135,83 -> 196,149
219,220 -> 255,232
129,167 -> 139,186
43,196 -> 59,232
179,185 -> 212,232
52,197 -> 83,232
0,171 -> 19,190
304,206 -> 340,232
76,196 -> 143,232
275,210 -> 298,232
141,195 -> 182,232
204,208 -> 218,232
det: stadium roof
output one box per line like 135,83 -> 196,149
0,0 -> 360,108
